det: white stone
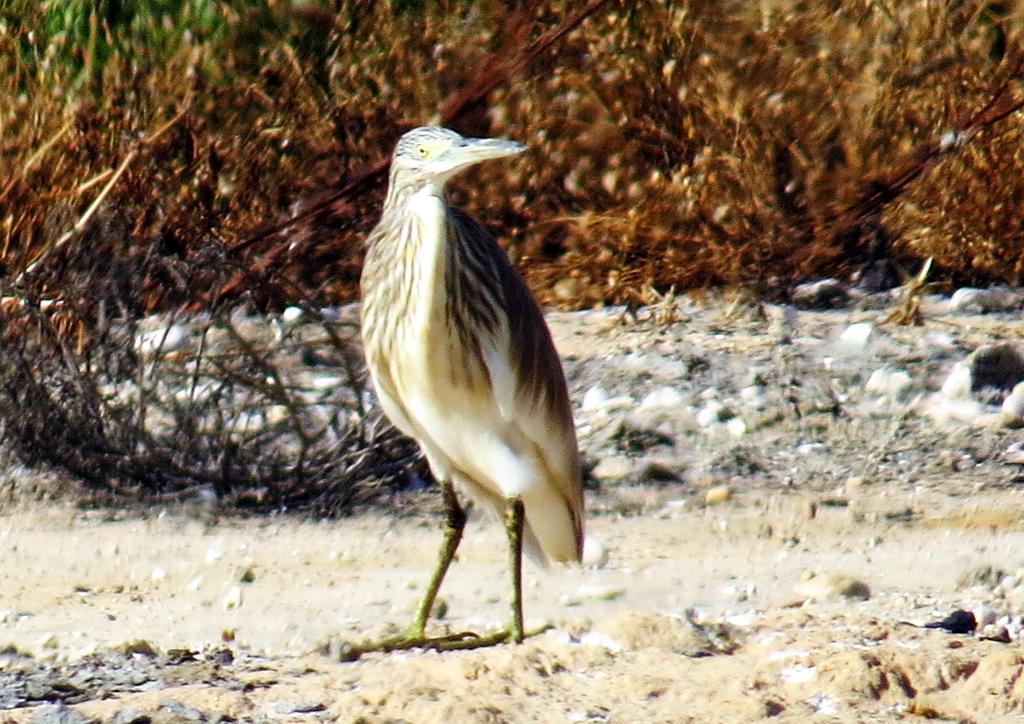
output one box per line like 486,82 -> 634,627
581,386 -> 608,412
581,386 -> 633,414
781,664 -> 816,684
973,604 -> 998,628
696,400 -> 726,427
205,547 -> 223,564
837,322 -> 873,350
725,417 -> 747,437
36,633 -> 59,650
1005,442 -> 1024,465
640,386 -> 685,410
582,537 -> 609,568
923,395 -> 983,426
281,306 -> 303,323
865,368 -> 912,399
1002,383 -> 1024,419
591,456 -> 633,481
573,583 -> 625,602
940,364 -> 973,400
150,567 -> 166,582
135,324 -> 189,358
577,630 -> 623,652
310,374 -> 343,390
949,287 -> 1022,313
921,332 -> 956,351
223,586 -> 243,610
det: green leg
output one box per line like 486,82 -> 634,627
409,481 -> 466,637
506,497 -> 526,644
335,493 -> 543,661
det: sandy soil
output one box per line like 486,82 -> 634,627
4,298 -> 1024,723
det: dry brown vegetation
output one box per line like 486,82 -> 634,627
1,0 -> 1024,509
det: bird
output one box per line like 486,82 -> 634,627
354,126 -> 583,656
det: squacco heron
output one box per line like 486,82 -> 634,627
354,126 -> 583,656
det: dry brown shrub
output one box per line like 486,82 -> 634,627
1,0 -> 1023,509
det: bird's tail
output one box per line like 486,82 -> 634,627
521,483 -> 584,566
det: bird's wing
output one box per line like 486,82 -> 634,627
450,208 -> 584,562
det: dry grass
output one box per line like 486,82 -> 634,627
1,0 -> 1023,510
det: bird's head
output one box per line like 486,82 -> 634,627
389,126 -> 525,193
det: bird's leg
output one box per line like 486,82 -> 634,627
408,480 -> 466,637
505,496 -> 526,643
335,481 -> 476,660
333,492 -> 542,661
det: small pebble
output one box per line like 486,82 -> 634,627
865,368 -> 912,400
725,417 -> 747,437
792,279 -> 852,309
1001,382 -> 1024,420
696,400 -> 726,427
940,364 -> 973,400
837,322 -> 873,350
948,287 -> 1022,313
582,537 -> 609,568
281,306 -> 303,323
794,572 -> 870,601
973,604 -> 998,628
36,633 -> 59,649
116,639 -> 157,657
705,485 -> 732,505
640,386 -> 685,410
591,456 -> 633,481
223,586 -> 243,610
844,476 -> 867,494
574,583 -> 626,602
1006,442 -> 1024,464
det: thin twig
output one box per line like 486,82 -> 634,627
14,105 -> 190,285
0,119 -> 74,205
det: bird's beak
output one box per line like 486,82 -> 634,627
441,137 -> 526,173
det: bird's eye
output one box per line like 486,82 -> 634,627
415,144 -> 429,158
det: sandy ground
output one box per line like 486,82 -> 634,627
4,297 -> 1024,722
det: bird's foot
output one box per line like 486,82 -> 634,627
327,623 -> 551,662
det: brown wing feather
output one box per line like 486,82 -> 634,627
449,208 -> 584,562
